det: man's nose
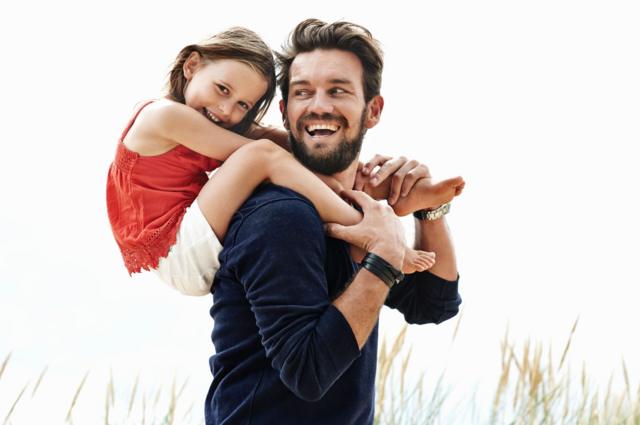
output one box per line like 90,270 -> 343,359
307,92 -> 334,115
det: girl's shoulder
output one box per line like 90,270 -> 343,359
122,99 -> 182,156
134,98 -> 203,135
135,98 -> 184,125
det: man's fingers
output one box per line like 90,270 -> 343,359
371,156 -> 407,187
354,170 -> 368,192
399,171 -> 420,198
402,161 -> 431,189
401,164 -> 430,197
387,159 -> 418,204
362,154 -> 392,176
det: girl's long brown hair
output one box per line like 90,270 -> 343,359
167,27 -> 276,135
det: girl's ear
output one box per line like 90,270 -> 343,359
183,51 -> 202,80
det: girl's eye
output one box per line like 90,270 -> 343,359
217,84 -> 229,95
238,102 -> 250,111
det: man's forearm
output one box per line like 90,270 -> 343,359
333,243 -> 402,349
414,218 -> 458,281
333,267 -> 390,349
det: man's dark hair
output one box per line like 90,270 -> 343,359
276,19 -> 384,105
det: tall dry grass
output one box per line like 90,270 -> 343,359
374,316 -> 640,425
0,357 -> 196,425
2,315 -> 638,424
488,317 -> 639,425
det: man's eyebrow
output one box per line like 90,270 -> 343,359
329,78 -> 354,85
289,79 -> 309,87
290,78 -> 355,87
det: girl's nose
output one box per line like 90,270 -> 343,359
218,102 -> 231,117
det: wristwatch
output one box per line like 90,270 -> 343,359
413,203 -> 451,221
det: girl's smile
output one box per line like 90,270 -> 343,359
183,55 -> 269,129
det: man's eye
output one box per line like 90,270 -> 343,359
331,88 -> 346,95
294,90 -> 310,97
217,84 -> 230,95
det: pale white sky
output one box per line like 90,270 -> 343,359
1,0 -> 639,423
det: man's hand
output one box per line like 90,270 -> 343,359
356,155 -> 431,206
329,190 -> 407,349
324,190 -> 404,269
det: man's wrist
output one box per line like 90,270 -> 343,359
360,252 -> 404,289
368,244 -> 403,270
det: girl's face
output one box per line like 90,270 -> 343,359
183,54 -> 269,129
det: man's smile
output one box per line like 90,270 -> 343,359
305,122 -> 341,141
299,114 -> 349,143
305,123 -> 340,135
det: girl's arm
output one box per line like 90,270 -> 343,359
245,124 -> 290,151
134,99 -> 252,160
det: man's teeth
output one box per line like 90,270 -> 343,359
306,124 -> 339,132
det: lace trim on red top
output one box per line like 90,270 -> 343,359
106,100 -> 221,274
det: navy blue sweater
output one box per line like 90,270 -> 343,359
205,185 -> 461,425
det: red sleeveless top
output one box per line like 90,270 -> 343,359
106,101 -> 222,274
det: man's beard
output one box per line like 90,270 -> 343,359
288,111 -> 367,175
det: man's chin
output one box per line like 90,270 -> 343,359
289,132 -> 362,175
304,132 -> 343,148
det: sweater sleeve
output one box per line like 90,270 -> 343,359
224,197 -> 361,402
385,271 -> 462,325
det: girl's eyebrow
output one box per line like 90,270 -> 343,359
219,80 -> 235,91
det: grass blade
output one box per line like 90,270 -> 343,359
31,365 -> 48,398
65,370 -> 89,423
0,352 -> 11,383
2,381 -> 28,425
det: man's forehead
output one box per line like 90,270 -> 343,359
289,49 -> 363,85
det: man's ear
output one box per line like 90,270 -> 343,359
183,51 -> 202,80
279,99 -> 290,130
364,95 -> 384,129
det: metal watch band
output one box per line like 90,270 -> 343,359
413,202 -> 451,221
360,252 -> 404,289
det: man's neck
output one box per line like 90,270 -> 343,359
330,161 -> 359,191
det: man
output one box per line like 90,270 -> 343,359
205,19 -> 462,425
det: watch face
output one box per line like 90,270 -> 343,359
414,203 -> 450,221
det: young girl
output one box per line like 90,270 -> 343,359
106,27 -> 463,296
